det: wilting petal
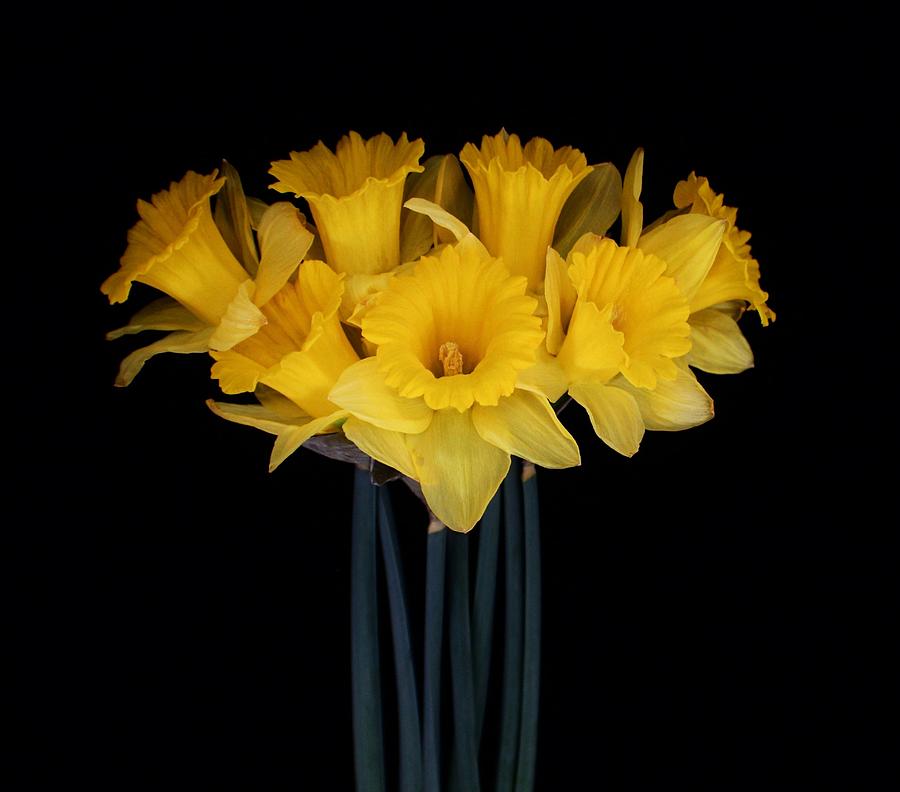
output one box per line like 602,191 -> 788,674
638,214 -> 726,304
569,381 -> 643,457
617,364 -> 714,430
407,408 -> 510,533
115,328 -> 214,387
329,357 -> 433,433
472,389 -> 580,469
687,308 -> 754,374
342,417 -> 418,481
553,162 -> 622,257
254,202 -> 315,306
106,297 -> 206,340
621,148 -> 644,247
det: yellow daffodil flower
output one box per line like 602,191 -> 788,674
621,150 -> 773,375
327,243 -> 581,532
270,130 -> 423,274
207,259 -> 360,469
102,168 -> 316,385
461,131 -> 592,291
674,172 -> 774,322
544,235 -> 712,457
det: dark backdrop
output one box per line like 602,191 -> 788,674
12,14 -> 896,790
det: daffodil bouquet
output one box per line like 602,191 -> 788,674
102,131 -> 772,790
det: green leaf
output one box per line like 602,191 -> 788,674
553,163 -> 622,257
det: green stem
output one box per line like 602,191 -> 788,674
423,518 -> 446,792
473,493 -> 501,745
377,487 -> 423,792
515,463 -> 541,792
496,458 -> 524,792
448,530 -> 480,792
351,467 -> 385,792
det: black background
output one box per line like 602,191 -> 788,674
11,12 -> 897,790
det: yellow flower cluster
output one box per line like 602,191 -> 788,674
103,131 -> 772,532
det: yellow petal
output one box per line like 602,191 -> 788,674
255,384 -> 309,419
206,399 -> 346,471
621,148 -> 644,247
556,300 -> 625,384
638,214 -> 726,304
472,389 -> 580,469
568,239 -> 692,389
432,154 -> 474,245
399,154 -> 474,257
407,408 -> 510,533
270,413 -> 344,471
544,247 -> 576,355
208,280 -> 267,352
254,202 -> 315,306
114,328 -> 214,387
568,232 -> 606,257
329,357 -> 433,433
106,297 -> 206,340
214,160 -> 260,276
215,260 -> 359,414
568,381 -> 643,457
209,349 -> 266,394
404,197 -> 470,243
260,315 -> 358,416
341,271 -> 396,325
515,346 -> 569,402
617,364 -> 714,431
553,162 -> 622,257
342,416 -> 418,480
687,308 -> 754,374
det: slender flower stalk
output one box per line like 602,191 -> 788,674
377,488 -> 422,792
496,458 -> 525,792
472,493 -> 502,743
351,468 -> 385,792
448,532 -> 480,792
516,462 -> 542,792
423,518 -> 447,792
